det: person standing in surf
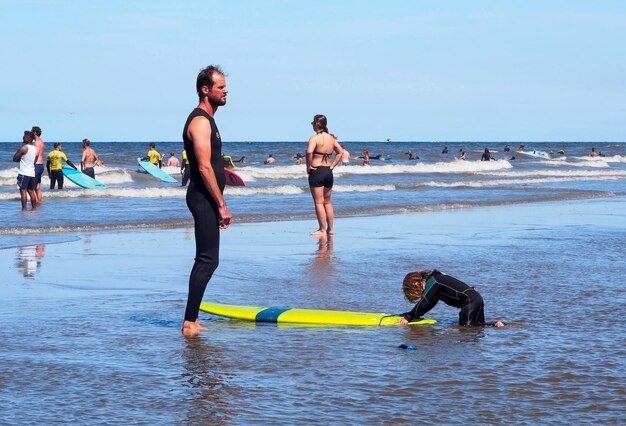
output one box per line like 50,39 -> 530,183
46,143 -> 77,190
13,131 -> 38,210
181,149 -> 190,186
80,138 -> 103,179
32,126 -> 45,203
145,143 -> 162,168
306,114 -> 343,237
181,65 -> 233,337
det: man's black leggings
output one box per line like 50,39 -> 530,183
184,181 -> 220,322
49,170 -> 64,189
181,165 -> 190,187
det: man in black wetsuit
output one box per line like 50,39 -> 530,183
399,269 -> 504,327
181,65 -> 233,337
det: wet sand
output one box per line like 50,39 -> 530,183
1,197 -> 625,423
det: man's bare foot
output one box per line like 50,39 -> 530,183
326,229 -> 334,235
194,319 -> 206,331
181,320 -> 203,337
309,229 -> 326,237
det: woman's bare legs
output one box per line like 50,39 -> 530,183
309,186 -> 335,235
310,186 -> 327,236
323,187 -> 334,235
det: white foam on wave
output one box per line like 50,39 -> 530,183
236,160 -> 513,180
0,186 -> 187,201
224,183 -> 395,195
569,155 -> 626,164
340,159 -> 514,174
424,175 -> 626,188
161,165 -> 182,175
0,167 -> 19,179
94,167 -> 135,184
334,184 -> 396,192
224,185 -> 303,196
0,182 -> 399,201
478,169 -> 626,178
235,164 -> 304,180
544,159 -> 610,168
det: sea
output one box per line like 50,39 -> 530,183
1,140 -> 625,424
0,140 -> 624,242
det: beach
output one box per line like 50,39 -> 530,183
1,196 -> 625,424
4,0 -> 626,422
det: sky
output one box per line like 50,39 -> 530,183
1,0 -> 625,142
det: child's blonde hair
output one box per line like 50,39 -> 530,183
402,270 -> 432,303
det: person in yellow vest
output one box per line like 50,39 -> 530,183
181,149 -> 190,186
46,143 -> 77,190
143,143 -> 162,168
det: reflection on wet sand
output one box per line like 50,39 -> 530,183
181,337 -> 236,423
16,244 -> 45,277
305,235 -> 337,287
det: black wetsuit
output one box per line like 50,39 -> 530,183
402,269 -> 493,326
181,164 -> 190,187
182,108 -> 225,322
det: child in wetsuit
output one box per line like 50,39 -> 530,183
399,269 -> 504,327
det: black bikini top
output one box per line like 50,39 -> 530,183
312,133 -> 333,161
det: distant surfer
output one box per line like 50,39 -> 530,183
306,114 -> 343,237
294,153 -> 303,165
264,154 -> 276,164
407,149 -> 419,160
181,65 -> 232,337
398,269 -> 504,327
481,148 -> 492,161
504,144 -> 510,152
143,143 -> 162,168
181,149 -> 190,186
80,138 -> 103,178
459,151 -> 467,161
46,143 -> 77,190
442,146 -> 449,154
13,131 -> 38,210
589,147 -> 597,157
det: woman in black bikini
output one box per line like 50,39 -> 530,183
306,114 -> 343,236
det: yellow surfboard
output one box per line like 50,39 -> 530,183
200,302 -> 436,326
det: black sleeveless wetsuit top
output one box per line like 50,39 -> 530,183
182,108 -> 225,193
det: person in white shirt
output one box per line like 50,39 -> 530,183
13,131 -> 38,210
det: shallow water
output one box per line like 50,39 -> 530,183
1,141 -> 624,235
1,198 -> 624,424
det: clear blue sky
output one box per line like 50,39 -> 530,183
1,1 -> 625,142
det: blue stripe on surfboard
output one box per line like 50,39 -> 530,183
255,307 -> 291,323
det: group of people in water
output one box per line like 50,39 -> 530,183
12,127 -> 104,210
140,142 -> 192,186
13,135 -> 196,211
